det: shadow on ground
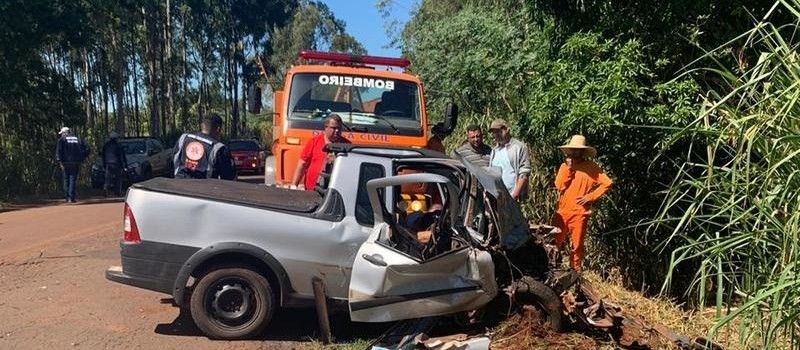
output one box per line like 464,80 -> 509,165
155,308 -> 392,342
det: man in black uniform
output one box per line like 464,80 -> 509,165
55,127 -> 89,203
101,132 -> 127,196
172,114 -> 236,180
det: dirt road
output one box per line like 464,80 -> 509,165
0,193 -> 378,350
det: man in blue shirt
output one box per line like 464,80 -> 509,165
488,119 -> 531,202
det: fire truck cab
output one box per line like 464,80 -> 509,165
263,51 -> 457,187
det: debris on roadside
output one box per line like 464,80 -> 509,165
418,334 -> 490,350
367,223 -> 724,350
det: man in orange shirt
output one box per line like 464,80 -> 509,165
552,135 -> 612,272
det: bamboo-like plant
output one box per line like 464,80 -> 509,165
654,1 -> 800,347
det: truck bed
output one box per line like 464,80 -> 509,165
133,178 -> 322,213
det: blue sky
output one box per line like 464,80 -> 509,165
321,0 -> 418,58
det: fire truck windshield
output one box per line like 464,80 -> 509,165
286,73 -> 423,136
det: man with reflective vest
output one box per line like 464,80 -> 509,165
172,114 -> 236,180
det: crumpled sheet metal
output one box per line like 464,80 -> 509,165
576,281 -> 724,350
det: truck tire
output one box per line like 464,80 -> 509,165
189,266 -> 275,340
513,276 -> 564,332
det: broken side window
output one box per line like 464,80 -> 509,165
356,163 -> 385,227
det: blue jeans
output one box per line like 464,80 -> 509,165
62,163 -> 79,201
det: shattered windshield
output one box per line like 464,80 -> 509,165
286,73 -> 423,136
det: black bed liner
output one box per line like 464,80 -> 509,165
133,178 -> 322,213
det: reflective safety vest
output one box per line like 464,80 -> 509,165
173,133 -> 224,179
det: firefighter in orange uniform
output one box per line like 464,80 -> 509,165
552,135 -> 612,272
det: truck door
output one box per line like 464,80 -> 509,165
348,173 -> 497,322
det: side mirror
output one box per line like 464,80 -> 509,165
433,102 -> 458,136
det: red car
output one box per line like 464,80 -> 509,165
228,139 -> 264,175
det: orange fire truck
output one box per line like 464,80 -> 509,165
262,51 -> 457,186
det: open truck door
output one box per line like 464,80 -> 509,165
348,173 -> 497,322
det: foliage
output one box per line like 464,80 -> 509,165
0,0 -> 361,200
653,1 -> 800,346
404,0 -> 798,346
402,0 -> 703,292
267,0 -> 366,87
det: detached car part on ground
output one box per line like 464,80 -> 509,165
104,144 -> 717,349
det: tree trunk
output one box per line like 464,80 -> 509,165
230,45 -> 239,139
241,70 -> 247,133
181,8 -> 189,130
159,28 -> 167,137
83,48 -> 94,129
145,4 -> 159,137
132,52 -> 141,137
198,58 -> 206,122
100,51 -> 110,135
126,73 -> 134,135
223,50 -> 229,124
113,33 -> 126,135
165,0 -> 175,133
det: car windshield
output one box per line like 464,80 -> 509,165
229,141 -> 259,152
121,140 -> 146,155
286,73 -> 423,136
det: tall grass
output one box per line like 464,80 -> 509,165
654,1 -> 800,347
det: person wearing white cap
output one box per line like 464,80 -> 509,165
488,118 -> 531,201
552,134 -> 613,272
101,131 -> 127,196
55,127 -> 90,203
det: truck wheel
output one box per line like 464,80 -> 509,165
189,267 -> 275,340
513,276 -> 564,332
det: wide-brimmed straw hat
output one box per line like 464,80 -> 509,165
558,134 -> 597,157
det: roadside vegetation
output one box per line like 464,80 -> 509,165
653,2 -> 800,346
0,0 -> 363,200
398,0 -> 798,347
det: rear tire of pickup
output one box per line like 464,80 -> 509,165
513,276 -> 564,332
190,267 -> 275,340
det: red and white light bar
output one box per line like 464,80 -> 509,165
298,50 -> 410,68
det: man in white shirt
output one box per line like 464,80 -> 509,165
488,119 -> 531,202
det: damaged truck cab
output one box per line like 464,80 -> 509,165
105,144 -> 559,340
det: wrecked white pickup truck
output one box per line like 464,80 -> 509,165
106,143 -> 721,349
106,143 -> 567,340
